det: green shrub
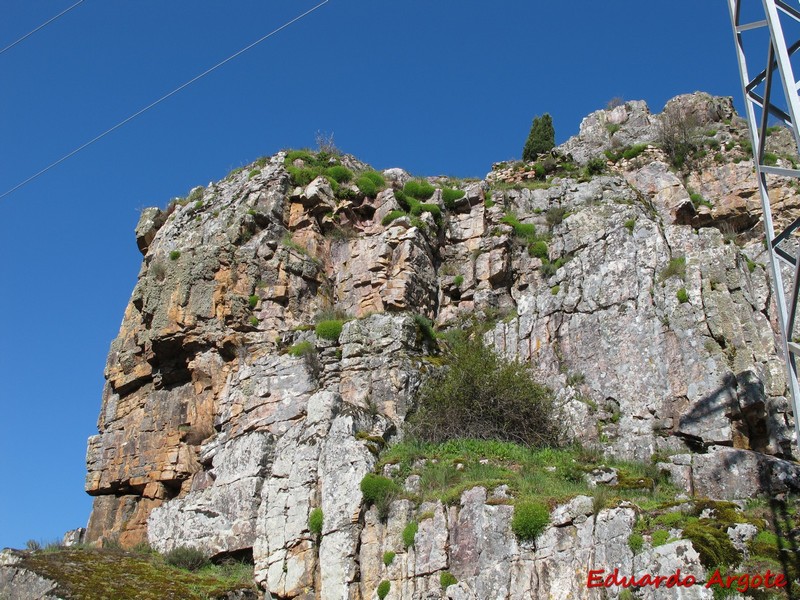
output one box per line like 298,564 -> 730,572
453,275 -> 464,287
361,474 -> 400,521
440,571 -> 458,589
522,114 -> 555,161
408,335 -> 560,447
377,580 -> 391,600
287,165 -> 323,187
413,314 -> 436,343
248,169 -> 261,180
660,256 -> 686,281
308,507 -> 323,536
628,532 -> 644,554
248,295 -> 259,309
763,152 -> 779,166
382,551 -> 396,566
586,157 -> 606,175
529,240 -> 549,260
249,316 -> 259,327
356,171 -> 386,197
164,546 -> 209,572
682,522 -> 741,568
325,165 -> 354,183
169,250 -> 181,261
676,288 -> 689,303
622,144 -> 648,160
315,320 -> 344,341
402,521 -> 419,548
416,203 -> 442,220
624,218 -> 636,233
288,341 -> 315,357
651,529 -> 670,547
500,214 -> 537,242
511,501 -> 550,541
546,207 -> 567,227
551,285 -> 560,295
442,187 -> 465,209
381,210 -> 406,226
404,179 -> 435,200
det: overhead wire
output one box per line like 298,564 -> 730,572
0,0 -> 86,56
0,0 -> 330,201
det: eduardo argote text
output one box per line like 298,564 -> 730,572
587,568 -> 787,593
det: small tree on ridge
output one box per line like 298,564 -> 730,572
522,114 -> 555,162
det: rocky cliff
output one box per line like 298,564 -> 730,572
70,92 -> 800,599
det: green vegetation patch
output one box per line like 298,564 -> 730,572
308,507 -> 323,536
511,500 -> 550,541
377,580 -> 391,600
360,473 -> 400,521
403,179 -> 436,201
442,187 -> 466,209
660,256 -> 687,281
676,287 -> 689,303
287,341 -> 315,357
356,170 -> 386,197
402,521 -> 419,548
407,335 -> 560,448
19,547 -> 255,600
440,571 -> 458,589
382,210 -> 407,226
315,319 -> 344,341
382,551 -> 396,566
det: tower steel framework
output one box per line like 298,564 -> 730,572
727,0 -> 800,452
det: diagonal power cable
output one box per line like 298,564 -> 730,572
0,0 -> 330,201
0,0 -> 86,56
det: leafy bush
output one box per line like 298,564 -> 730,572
315,320 -> 344,341
325,165 -> 353,183
546,207 -> 567,227
381,210 -> 406,226
361,474 -> 400,521
308,507 -> 323,536
288,341 -> 315,357
442,187 -> 465,209
676,288 -> 689,303
404,179 -> 436,200
413,314 -> 436,344
586,157 -> 606,175
622,144 -> 648,160
356,171 -> 385,197
651,529 -> 670,547
408,335 -> 560,447
628,532 -> 644,554
377,580 -> 391,600
164,546 -> 209,572
500,214 -> 537,243
382,551 -> 396,566
511,501 -> 550,541
522,114 -> 555,161
440,571 -> 458,589
529,240 -> 549,260
402,521 -> 419,548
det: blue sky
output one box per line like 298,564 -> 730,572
0,1 -> 743,549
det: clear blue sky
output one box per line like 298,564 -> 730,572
0,1 -> 742,549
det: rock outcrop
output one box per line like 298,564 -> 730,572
72,92 -> 800,599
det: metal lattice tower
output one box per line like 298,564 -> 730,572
727,0 -> 800,454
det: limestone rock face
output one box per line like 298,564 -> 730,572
80,94 -> 800,598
